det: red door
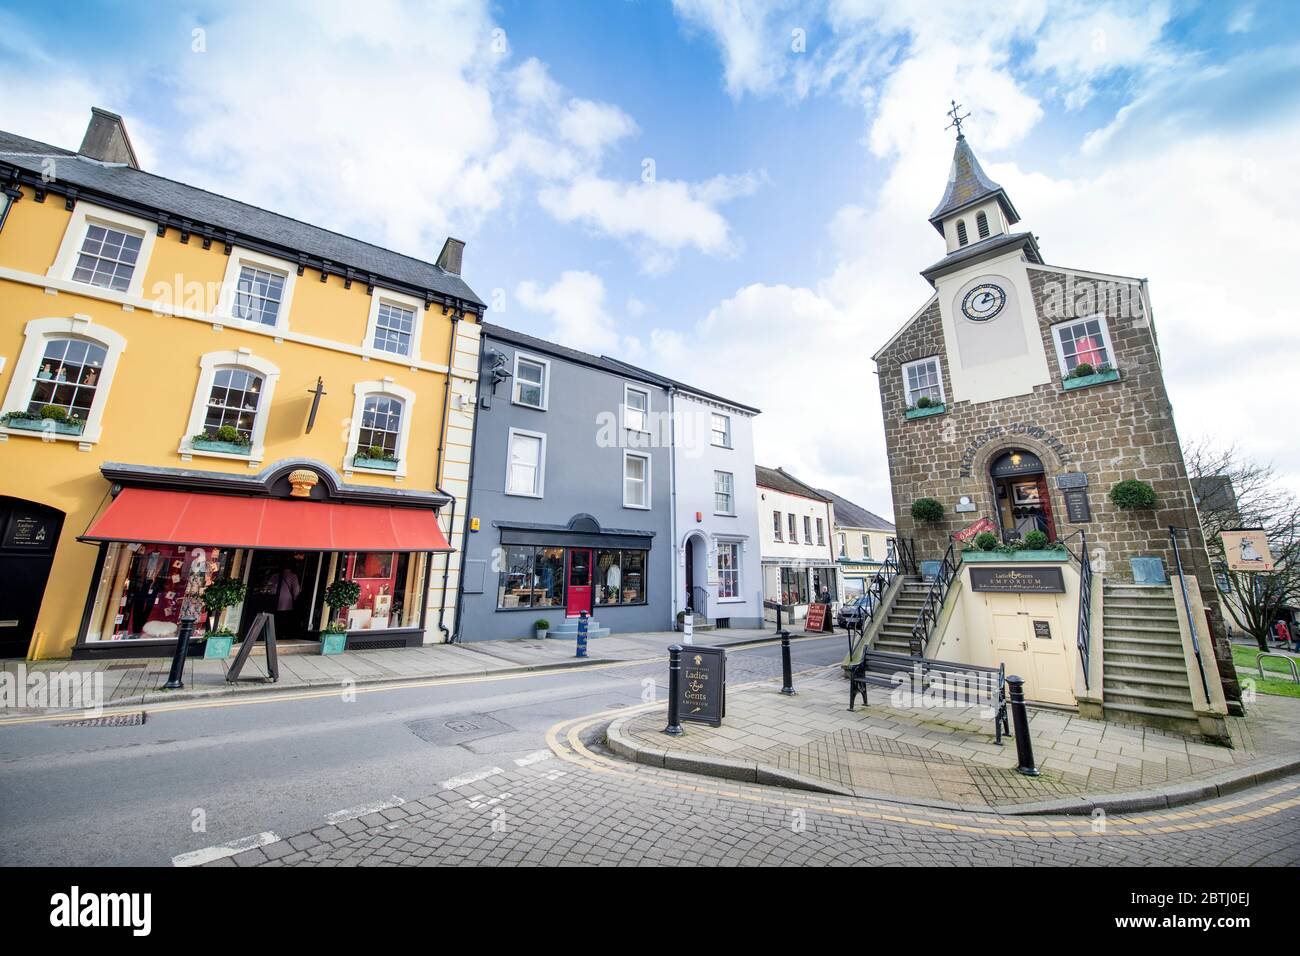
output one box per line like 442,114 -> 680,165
566,549 -> 592,616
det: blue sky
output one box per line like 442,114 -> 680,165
3,0 -> 1299,515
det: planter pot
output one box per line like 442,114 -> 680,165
3,416 -> 86,436
1062,368 -> 1120,391
192,438 -> 252,455
203,634 -> 234,659
905,404 -> 946,420
321,631 -> 348,655
961,549 -> 1070,562
353,455 -> 398,471
535,627 -> 549,640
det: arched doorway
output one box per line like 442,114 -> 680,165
0,497 -> 65,658
989,449 -> 1057,542
683,532 -> 709,615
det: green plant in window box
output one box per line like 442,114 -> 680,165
191,424 -> 252,454
1070,362 -> 1096,379
910,497 -> 944,523
534,618 -> 551,640
1109,478 -> 1158,511
354,444 -> 399,470
973,531 -> 999,552
2,407 -> 87,436
1020,530 -> 1049,551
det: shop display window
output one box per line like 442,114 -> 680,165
496,545 -> 566,609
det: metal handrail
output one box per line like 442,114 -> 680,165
1169,525 -> 1212,700
1060,530 -> 1093,689
689,585 -> 708,622
844,548 -> 906,659
895,537 -> 918,576
1257,653 -> 1300,685
910,541 -> 958,656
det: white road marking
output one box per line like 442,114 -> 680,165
171,831 -> 280,867
325,796 -> 405,824
440,766 -> 504,790
514,750 -> 553,767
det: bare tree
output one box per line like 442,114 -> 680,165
1184,439 -> 1300,651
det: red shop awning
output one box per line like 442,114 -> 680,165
80,488 -> 450,552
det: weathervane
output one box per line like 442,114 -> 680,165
946,99 -> 970,140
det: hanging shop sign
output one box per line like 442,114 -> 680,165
954,516 -> 998,543
969,566 -> 1066,593
1220,529 -> 1276,573
678,645 -> 726,726
805,603 -> 828,632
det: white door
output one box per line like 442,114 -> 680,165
989,598 -> 1073,706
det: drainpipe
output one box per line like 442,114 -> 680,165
668,385 -> 679,627
433,304 -> 463,644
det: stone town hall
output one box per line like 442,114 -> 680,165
871,119 -> 1239,739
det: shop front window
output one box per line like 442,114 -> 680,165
319,551 -> 429,631
83,543 -> 243,641
496,545 -> 566,609
595,549 -> 647,606
717,542 -> 740,599
780,567 -> 809,606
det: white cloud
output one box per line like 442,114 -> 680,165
557,98 -> 638,155
537,170 -> 763,274
516,270 -> 634,356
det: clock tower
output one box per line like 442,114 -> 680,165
870,108 -> 1241,730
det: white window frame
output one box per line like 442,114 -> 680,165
902,355 -> 945,408
512,352 -> 550,411
0,315 -> 127,445
816,517 -> 825,546
362,288 -> 425,363
1050,313 -> 1118,379
178,350 -> 280,463
773,511 -> 783,541
803,515 -> 812,545
715,540 -> 743,603
345,379 -> 416,479
622,449 -> 651,510
713,470 -> 735,516
837,533 -> 846,558
214,247 -> 298,334
710,412 -> 731,448
48,202 -> 157,299
623,384 -> 650,435
788,513 -> 797,542
862,534 -> 871,560
505,427 -> 547,498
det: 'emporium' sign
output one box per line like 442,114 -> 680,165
678,645 -> 726,726
959,424 -> 1074,477
969,566 -> 1066,593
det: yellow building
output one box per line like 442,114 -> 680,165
0,108 -> 484,660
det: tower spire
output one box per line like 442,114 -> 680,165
945,99 -> 970,140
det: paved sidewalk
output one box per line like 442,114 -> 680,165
607,666 -> 1300,811
1,627 -> 795,715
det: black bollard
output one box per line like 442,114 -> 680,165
163,616 -> 196,690
664,644 -> 684,736
780,631 -> 795,695
1007,675 -> 1039,776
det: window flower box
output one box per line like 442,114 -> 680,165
1062,368 -> 1120,391
353,454 -> 398,471
961,549 -> 1070,562
2,414 -> 86,436
191,438 -> 252,455
905,404 -> 946,420
320,631 -> 348,655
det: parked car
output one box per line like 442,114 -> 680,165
837,594 -> 874,629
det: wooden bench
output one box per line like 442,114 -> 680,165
848,647 -> 1009,744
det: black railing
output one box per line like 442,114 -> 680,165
1169,525 -> 1211,700
688,586 -> 708,622
1060,530 -> 1093,689
894,537 -> 918,576
910,541 -> 958,656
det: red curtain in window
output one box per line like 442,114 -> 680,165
1075,335 -> 1104,367
1036,475 -> 1058,541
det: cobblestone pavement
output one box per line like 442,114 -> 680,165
612,667 -> 1300,807
219,705 -> 1300,867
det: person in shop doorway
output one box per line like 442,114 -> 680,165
271,561 -> 301,640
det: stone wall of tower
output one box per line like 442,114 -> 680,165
876,268 -> 1239,704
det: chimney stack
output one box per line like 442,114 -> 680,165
78,107 -> 140,169
435,237 -> 465,275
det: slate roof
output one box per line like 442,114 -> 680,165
481,323 -> 760,413
928,136 -> 1020,235
0,128 -> 484,308
816,488 -> 895,532
755,466 -> 830,501
919,230 -> 1042,286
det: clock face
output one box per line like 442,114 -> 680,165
961,283 -> 1007,322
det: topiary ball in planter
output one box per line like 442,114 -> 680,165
915,396 -> 937,409
974,530 -> 999,551
1109,479 -> 1158,511
1020,530 -> 1049,550
1071,362 -> 1096,378
910,497 -> 944,523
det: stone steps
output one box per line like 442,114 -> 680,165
1100,583 -> 1198,731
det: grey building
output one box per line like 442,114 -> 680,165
456,324 -> 674,641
